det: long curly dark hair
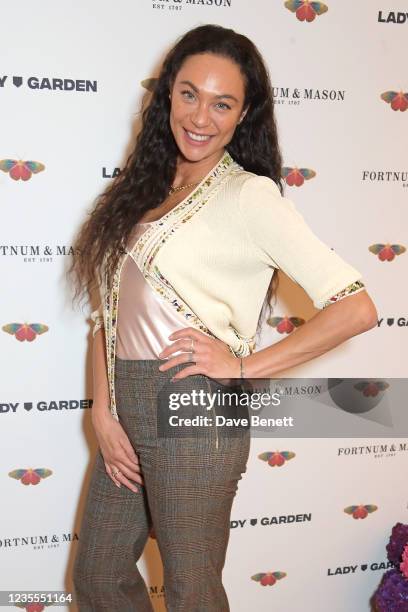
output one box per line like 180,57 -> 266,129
69,23 -> 283,331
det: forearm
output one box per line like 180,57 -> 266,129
92,327 -> 112,421
243,291 -> 378,378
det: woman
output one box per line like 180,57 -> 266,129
70,24 -> 377,612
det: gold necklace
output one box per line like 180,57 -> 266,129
168,177 -> 205,196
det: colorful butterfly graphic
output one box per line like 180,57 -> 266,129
8,468 -> 53,486
380,91 -> 408,112
258,451 -> 296,467
2,323 -> 49,342
14,603 -> 54,612
354,381 -> 389,398
369,243 -> 406,262
267,316 -> 305,334
344,504 -> 378,520
141,78 -> 158,92
284,0 -> 328,22
251,571 -> 287,586
13,601 -> 55,612
282,167 -> 316,187
0,159 -> 45,181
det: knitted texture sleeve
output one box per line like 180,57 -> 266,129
90,305 -> 104,337
238,174 -> 365,310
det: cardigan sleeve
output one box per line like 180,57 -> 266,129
90,304 -> 104,337
238,174 -> 366,310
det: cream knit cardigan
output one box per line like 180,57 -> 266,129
91,150 -> 365,419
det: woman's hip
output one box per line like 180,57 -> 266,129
114,355 -> 251,457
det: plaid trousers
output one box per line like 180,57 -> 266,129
73,357 -> 251,611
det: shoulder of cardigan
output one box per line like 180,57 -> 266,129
103,148 -> 251,420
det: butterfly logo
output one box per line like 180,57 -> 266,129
141,78 -> 158,92
258,451 -> 296,467
14,604 -> 54,612
380,91 -> 408,112
2,323 -> 49,342
369,243 -> 406,262
354,381 -> 389,398
344,504 -> 378,520
251,571 -> 287,586
267,316 -> 305,334
282,166 -> 316,187
284,0 -> 328,22
9,468 -> 53,486
0,159 -> 45,181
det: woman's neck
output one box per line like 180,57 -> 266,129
172,148 -> 225,188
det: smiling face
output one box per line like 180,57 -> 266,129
169,52 -> 248,164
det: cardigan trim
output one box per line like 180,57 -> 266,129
104,149 -> 253,420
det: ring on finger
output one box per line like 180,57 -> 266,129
111,467 -> 121,477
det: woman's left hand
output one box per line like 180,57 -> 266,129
158,327 -> 240,384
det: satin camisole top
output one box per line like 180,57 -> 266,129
115,223 -> 190,360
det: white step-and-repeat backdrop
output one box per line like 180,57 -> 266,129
1,1 -> 407,611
